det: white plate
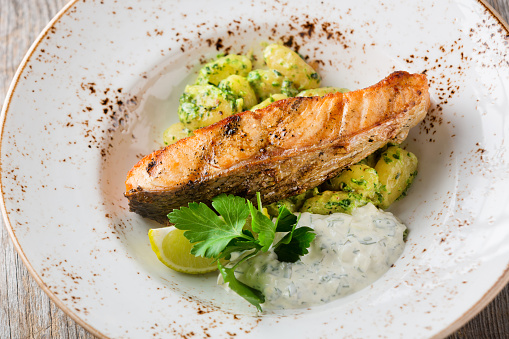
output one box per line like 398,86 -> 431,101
1,0 -> 508,337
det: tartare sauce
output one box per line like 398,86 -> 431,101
232,203 -> 407,309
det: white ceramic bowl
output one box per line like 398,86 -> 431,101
1,0 -> 508,337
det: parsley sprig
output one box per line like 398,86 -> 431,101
167,192 -> 315,311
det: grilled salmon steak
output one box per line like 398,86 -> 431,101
125,71 -> 430,224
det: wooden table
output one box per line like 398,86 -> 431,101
1,0 -> 508,337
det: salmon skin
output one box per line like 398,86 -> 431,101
125,71 -> 430,224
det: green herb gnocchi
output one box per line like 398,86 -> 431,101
247,69 -> 296,101
375,146 -> 418,209
250,93 -> 288,111
163,122 -> 193,145
195,54 -> 252,86
266,188 -> 318,217
218,74 -> 257,110
168,43 -> 332,144
297,87 -> 349,97
294,145 -> 418,215
322,164 -> 379,201
263,44 -> 321,90
178,85 -> 242,130
301,191 -> 368,215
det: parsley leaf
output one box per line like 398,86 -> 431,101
212,194 -> 250,231
274,205 -> 298,232
218,261 -> 264,311
274,226 -> 316,263
217,237 -> 260,261
247,200 -> 275,251
167,195 -> 251,258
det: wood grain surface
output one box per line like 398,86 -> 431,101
1,0 -> 508,338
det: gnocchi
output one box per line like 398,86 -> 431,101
178,85 -> 242,130
297,87 -> 349,97
266,188 -> 318,217
250,93 -> 287,111
300,191 -> 367,215
167,44 -> 326,143
218,75 -> 257,110
300,145 -> 419,214
247,69 -> 297,101
322,164 -> 380,201
162,122 -> 193,145
263,44 -> 321,90
375,146 -> 418,209
195,54 -> 252,86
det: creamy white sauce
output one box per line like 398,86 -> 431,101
231,203 -> 407,309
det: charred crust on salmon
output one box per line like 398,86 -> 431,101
223,114 -> 241,136
146,159 -> 157,174
290,98 -> 304,112
125,71 -> 431,224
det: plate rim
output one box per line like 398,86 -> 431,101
0,0 -> 507,338
0,0 -> 107,337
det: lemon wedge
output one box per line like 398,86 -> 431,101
148,227 -> 218,274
